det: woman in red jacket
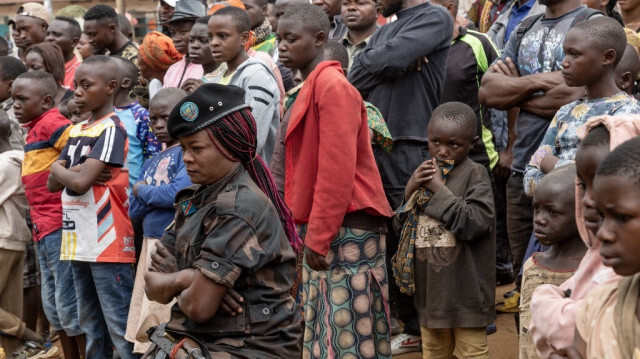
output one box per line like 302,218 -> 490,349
277,4 -> 393,358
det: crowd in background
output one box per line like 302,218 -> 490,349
0,0 -> 640,358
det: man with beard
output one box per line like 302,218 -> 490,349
348,0 -> 453,355
478,0 -> 599,310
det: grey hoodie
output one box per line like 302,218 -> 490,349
209,57 -> 280,164
0,150 -> 31,251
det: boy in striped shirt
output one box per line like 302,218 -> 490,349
48,56 -> 136,359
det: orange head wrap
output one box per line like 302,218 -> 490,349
139,31 -> 184,71
208,0 -> 245,14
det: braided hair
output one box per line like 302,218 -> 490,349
204,108 -> 302,252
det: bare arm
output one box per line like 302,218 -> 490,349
540,155 -> 560,173
494,108 -> 519,178
520,84 -> 586,118
144,269 -> 191,304
47,160 -> 67,192
48,161 -> 113,193
479,66 -> 565,110
570,328 -> 587,359
49,158 -> 108,195
506,108 -> 518,152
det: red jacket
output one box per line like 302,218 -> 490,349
285,61 -> 392,256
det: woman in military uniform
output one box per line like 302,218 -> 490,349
143,84 -> 302,358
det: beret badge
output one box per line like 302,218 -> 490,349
180,102 -> 199,122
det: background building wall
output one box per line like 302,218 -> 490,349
0,0 -> 159,41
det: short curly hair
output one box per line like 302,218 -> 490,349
580,125 -> 610,150
0,56 -> 27,81
430,102 -> 478,140
279,3 -> 330,36
212,6 -> 251,33
84,4 -> 117,24
596,136 -> 640,188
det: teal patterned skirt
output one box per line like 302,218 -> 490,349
301,227 -> 391,359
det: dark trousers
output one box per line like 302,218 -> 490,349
494,174 -> 513,276
385,218 -> 420,335
374,140 -> 429,336
506,172 -> 533,288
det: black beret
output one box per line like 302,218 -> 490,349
168,83 -> 250,139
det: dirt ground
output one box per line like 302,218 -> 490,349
50,285 -> 519,359
394,283 -> 519,359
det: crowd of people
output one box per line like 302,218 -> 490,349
0,0 -> 639,357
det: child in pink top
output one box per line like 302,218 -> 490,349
573,135 -> 640,358
529,115 -> 640,358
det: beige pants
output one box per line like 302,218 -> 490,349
0,248 -> 26,354
125,238 -> 175,354
420,326 -> 489,359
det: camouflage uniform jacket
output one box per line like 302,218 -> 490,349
161,166 -> 302,358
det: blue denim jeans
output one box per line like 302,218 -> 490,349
36,229 -> 82,336
71,261 -> 138,359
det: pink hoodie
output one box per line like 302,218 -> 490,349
530,115 -> 640,358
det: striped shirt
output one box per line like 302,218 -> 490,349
59,113 -> 135,263
22,108 -> 71,240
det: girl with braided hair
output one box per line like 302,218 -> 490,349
143,83 -> 301,359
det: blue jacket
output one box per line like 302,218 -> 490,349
129,145 -> 191,238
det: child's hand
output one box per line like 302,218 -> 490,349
304,246 -> 329,271
95,167 -> 113,186
149,241 -> 178,273
405,160 -> 435,199
423,159 -> 445,193
51,159 -> 67,172
132,181 -> 146,197
181,78 -> 205,94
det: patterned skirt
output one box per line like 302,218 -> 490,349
301,227 -> 391,359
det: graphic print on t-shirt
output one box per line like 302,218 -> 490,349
60,115 -> 135,263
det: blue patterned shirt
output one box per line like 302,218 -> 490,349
114,101 -> 162,189
524,92 -> 640,195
